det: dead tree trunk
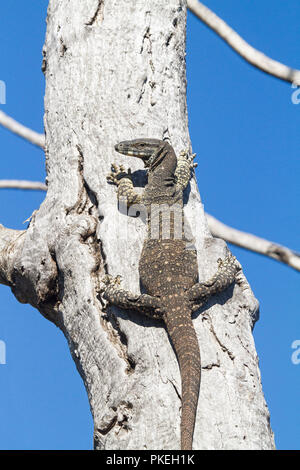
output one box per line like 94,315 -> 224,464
0,0 -> 275,449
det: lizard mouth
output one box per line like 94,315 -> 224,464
114,139 -> 168,170
115,142 -> 153,158
114,142 -> 153,165
115,145 -> 150,158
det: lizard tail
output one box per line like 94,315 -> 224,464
164,308 -> 201,450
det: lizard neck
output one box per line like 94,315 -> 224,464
143,143 -> 183,239
147,142 -> 177,192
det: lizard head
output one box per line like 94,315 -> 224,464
115,138 -> 168,168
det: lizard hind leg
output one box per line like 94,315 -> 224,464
100,275 -> 163,319
188,254 -> 241,310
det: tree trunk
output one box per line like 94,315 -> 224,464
0,0 -> 275,450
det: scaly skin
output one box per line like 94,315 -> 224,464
102,138 -> 241,450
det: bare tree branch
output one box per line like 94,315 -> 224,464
206,213 -> 300,272
187,0 -> 300,85
0,110 -> 45,148
0,219 -> 57,310
0,2 -> 296,159
0,224 -> 25,287
0,180 -> 47,191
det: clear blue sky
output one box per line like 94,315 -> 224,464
0,1 -> 299,450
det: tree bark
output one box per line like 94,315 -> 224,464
0,0 -> 275,449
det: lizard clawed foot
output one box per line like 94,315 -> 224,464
216,254 -> 242,278
200,254 -> 241,288
188,253 -> 242,304
100,274 -> 122,293
178,149 -> 198,169
106,164 -> 132,186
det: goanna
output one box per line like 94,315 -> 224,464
101,138 -> 241,450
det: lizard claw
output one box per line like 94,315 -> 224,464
107,164 -> 132,186
178,149 -> 197,170
217,254 -> 241,275
100,274 -> 122,293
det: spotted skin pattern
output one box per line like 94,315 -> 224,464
175,149 -> 197,190
103,139 -> 241,450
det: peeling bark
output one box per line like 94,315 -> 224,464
0,0 -> 275,450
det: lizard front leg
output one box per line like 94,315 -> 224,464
175,149 -> 197,191
188,254 -> 241,312
101,275 -> 163,319
107,163 -> 142,207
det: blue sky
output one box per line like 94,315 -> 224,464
0,1 -> 299,450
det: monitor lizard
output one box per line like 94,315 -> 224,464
101,138 -> 241,450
